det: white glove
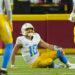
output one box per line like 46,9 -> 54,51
11,65 -> 15,69
54,45 -> 62,50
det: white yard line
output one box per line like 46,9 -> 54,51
8,72 -> 75,75
62,73 -> 75,75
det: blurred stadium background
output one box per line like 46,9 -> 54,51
0,0 -> 75,75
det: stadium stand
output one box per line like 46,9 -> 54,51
12,0 -> 72,14
13,0 -> 31,14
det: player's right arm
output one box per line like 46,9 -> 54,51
11,37 -> 23,68
39,38 -> 65,54
39,39 -> 55,50
11,43 -> 22,68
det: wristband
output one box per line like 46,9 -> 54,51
54,45 -> 62,50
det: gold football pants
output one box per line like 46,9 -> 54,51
0,15 -> 13,44
31,51 -> 57,68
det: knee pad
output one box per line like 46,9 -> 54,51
57,50 -> 63,58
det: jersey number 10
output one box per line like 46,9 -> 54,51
29,44 -> 38,56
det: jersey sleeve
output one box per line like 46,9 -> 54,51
36,33 -> 41,43
73,0 -> 75,6
16,37 -> 23,45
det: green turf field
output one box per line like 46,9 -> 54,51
0,55 -> 75,75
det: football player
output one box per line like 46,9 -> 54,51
0,0 -> 13,75
11,23 -> 75,69
68,0 -> 75,44
69,0 -> 75,22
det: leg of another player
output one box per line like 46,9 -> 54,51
69,6 -> 75,22
69,0 -> 75,22
0,21 -> 13,75
74,26 -> 75,43
0,43 -> 13,75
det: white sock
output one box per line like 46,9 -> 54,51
66,61 -> 71,67
1,68 -> 7,71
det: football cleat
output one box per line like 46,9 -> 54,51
55,64 -> 65,68
68,64 -> 75,69
0,70 -> 7,75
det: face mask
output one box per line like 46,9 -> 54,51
28,33 -> 34,37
